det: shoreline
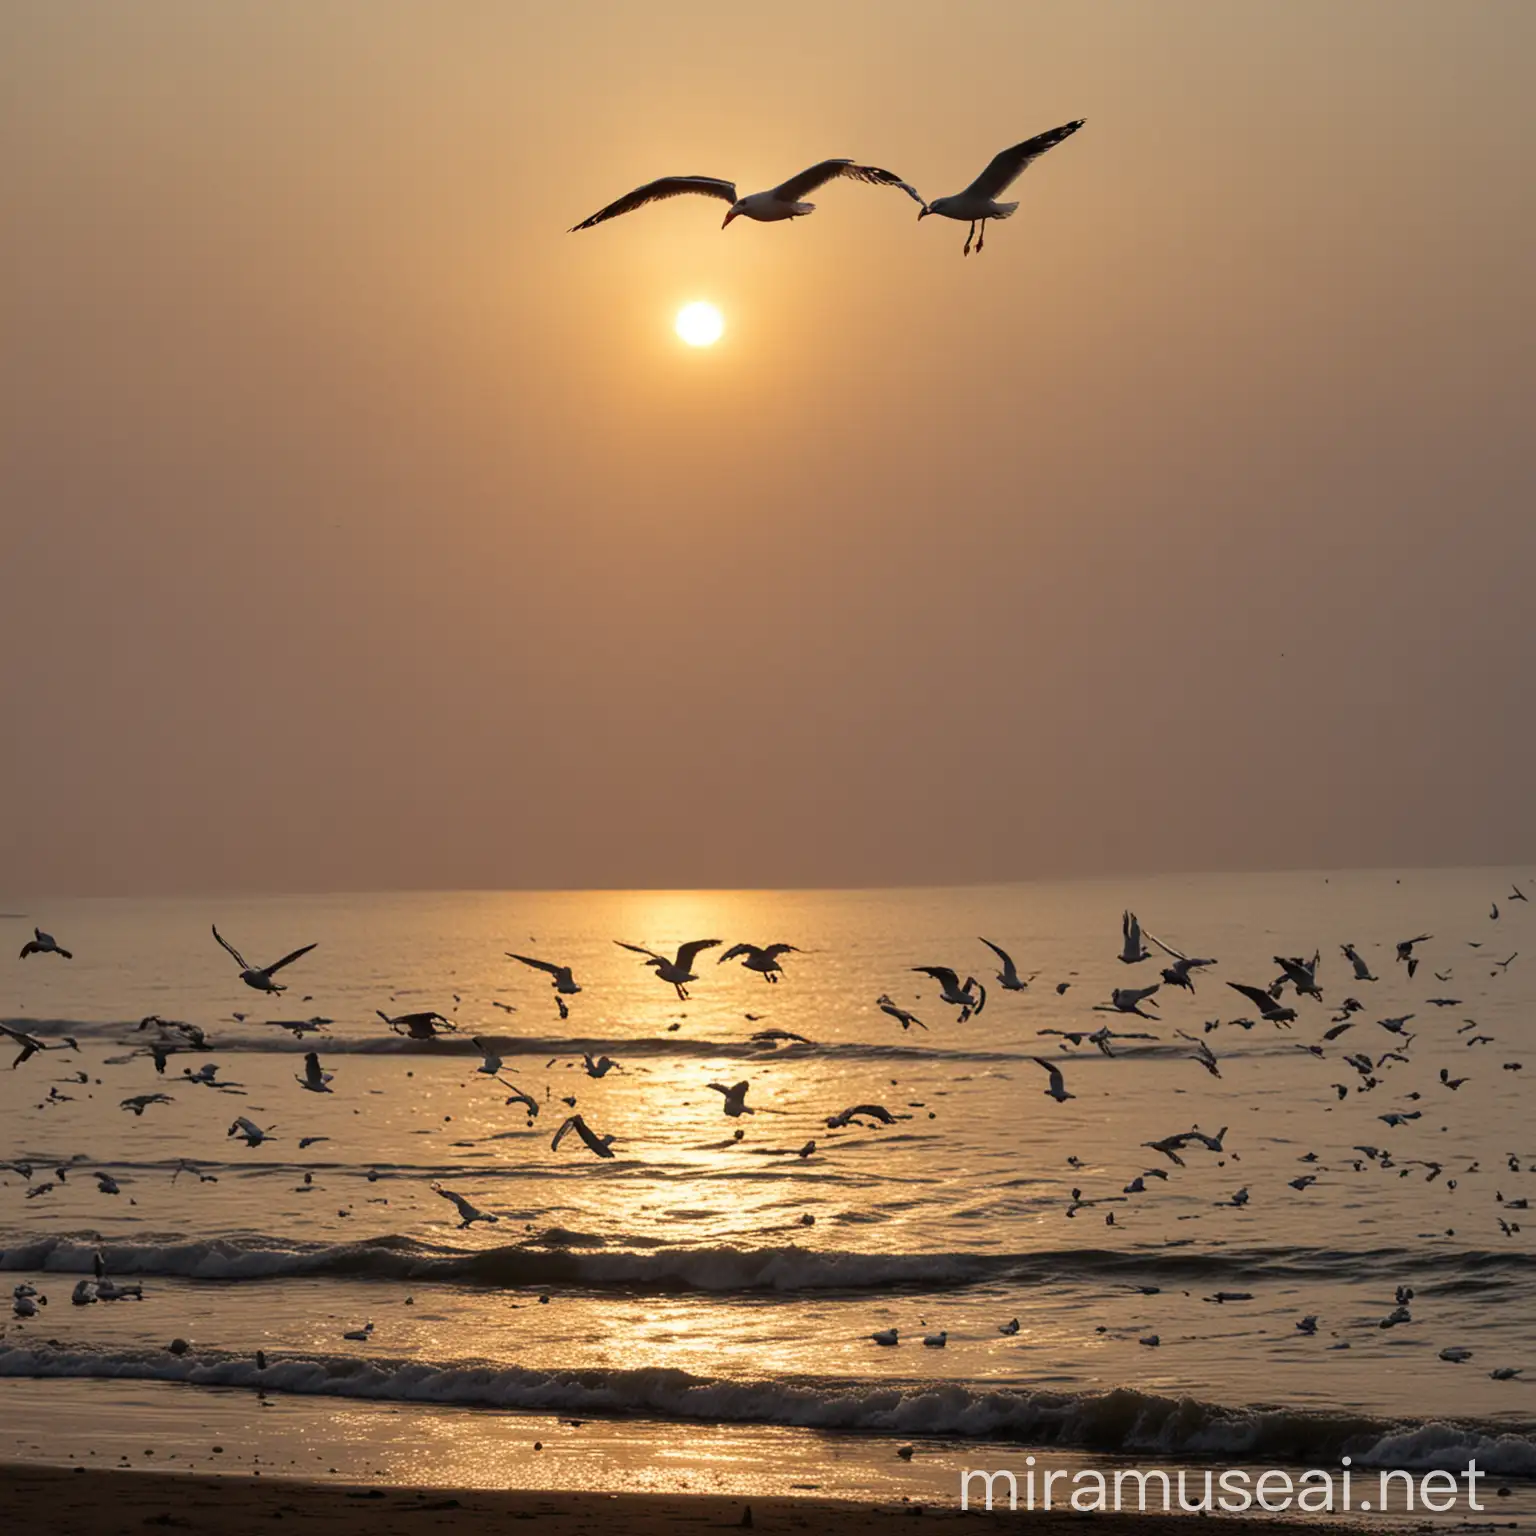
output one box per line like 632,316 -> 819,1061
0,1463 -> 1353,1535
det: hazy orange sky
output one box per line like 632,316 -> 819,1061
1,2 -> 1533,896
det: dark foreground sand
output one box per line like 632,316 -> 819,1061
0,1463 -> 1345,1536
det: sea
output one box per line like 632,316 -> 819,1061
2,870 -> 1534,1512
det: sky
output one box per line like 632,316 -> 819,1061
1,1 -> 1533,897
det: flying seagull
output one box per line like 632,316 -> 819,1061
718,943 -> 801,983
551,1113 -> 617,1159
978,938 -> 1034,991
1226,982 -> 1298,1026
615,938 -> 722,999
377,1010 -> 458,1040
825,1103 -> 897,1129
707,1080 -> 754,1117
912,966 -> 986,1020
430,1182 -> 498,1228
296,1051 -> 333,1093
1146,931 -> 1218,992
506,953 -> 582,996
1032,1057 -> 1075,1103
572,160 -> 922,232
918,120 -> 1085,255
1094,985 -> 1160,1020
876,994 -> 927,1031
19,928 -> 72,960
212,925 -> 317,993
1118,911 -> 1151,965
1341,944 -> 1377,982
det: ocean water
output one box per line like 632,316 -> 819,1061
3,871 -> 1535,1498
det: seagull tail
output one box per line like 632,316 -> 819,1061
991,201 -> 1020,220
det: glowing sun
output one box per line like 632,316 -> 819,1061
675,302 -> 724,347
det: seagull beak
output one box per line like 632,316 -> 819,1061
722,208 -> 738,229
917,206 -> 930,220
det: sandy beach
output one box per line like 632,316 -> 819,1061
0,1463 -> 1347,1536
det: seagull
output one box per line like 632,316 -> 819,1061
749,1028 -> 813,1046
1118,910 -> 1151,964
1087,1025 -> 1157,1056
1226,982 -> 1298,1026
1032,1057 -> 1075,1102
502,1082 -> 540,1117
471,1038 -> 505,1076
1396,934 -> 1431,976
1176,1030 -> 1221,1078
615,938 -> 722,999
707,1080 -> 754,1117
582,1053 -> 620,1078
978,938 -> 1034,991
918,120 -> 1085,255
506,954 -> 582,996
228,1116 -> 275,1147
377,1010 -> 458,1039
1511,884 -> 1528,902
871,1327 -> 899,1346
1144,1127 -> 1228,1166
94,1172 -> 120,1195
875,994 -> 927,1031
120,1093 -> 174,1116
1273,953 -> 1324,1001
0,1023 -> 49,1069
297,1051 -> 333,1093
212,925 -> 317,993
912,966 -> 986,1020
19,928 -> 72,959
1146,931 -> 1218,991
552,1113 -> 617,1158
430,1182 -> 498,1228
923,1330 -> 948,1348
825,1104 -> 897,1129
1093,985 -> 1160,1020
1341,944 -> 1377,982
1376,1014 -> 1416,1037
572,160 -> 922,232
718,943 -> 801,983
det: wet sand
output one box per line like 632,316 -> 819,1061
0,1463 -> 1351,1534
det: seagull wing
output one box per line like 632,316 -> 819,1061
1227,982 -> 1275,1010
1032,1057 -> 1067,1094
265,942 -> 318,976
674,938 -> 723,969
211,925 -> 249,971
978,937 -> 1017,974
551,1116 -> 580,1151
1144,930 -> 1189,963
963,119 -> 1085,200
507,953 -> 561,977
763,944 -> 801,958
770,159 -> 923,204
913,965 -> 961,988
717,944 -> 754,964
570,176 -> 737,231
615,940 -> 664,963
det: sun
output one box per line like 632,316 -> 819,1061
675,302 -> 724,347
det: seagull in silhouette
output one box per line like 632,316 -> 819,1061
1145,931 -> 1217,992
1177,1030 -> 1221,1078
1273,953 -> 1324,1001
552,1113 -> 616,1158
1396,934 -> 1431,977
502,1082 -> 540,1117
1094,985 -> 1160,1019
978,938 -> 1035,991
875,994 -> 927,1031
1226,982 -> 1298,1025
616,938 -> 722,999
212,925 -> 317,993
227,1116 -> 275,1147
825,1104 -> 896,1129
378,1010 -> 458,1039
1341,944 -> 1377,981
430,1182 -> 498,1228
296,1052 -> 333,1093
707,1080 -> 755,1117
1118,910 -> 1151,964
572,160 -> 922,232
718,943 -> 801,983
1,1024 -> 52,1069
120,1093 -> 174,1116
470,1038 -> 507,1076
1511,884 -> 1528,902
912,966 -> 986,1020
917,120 -> 1085,255
1032,1057 -> 1075,1102
506,953 -> 582,996
19,928 -> 72,960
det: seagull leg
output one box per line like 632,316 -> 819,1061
976,220 -> 986,253
963,221 -> 975,256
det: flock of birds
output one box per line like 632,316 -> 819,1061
570,119 -> 1085,256
3,888 -> 1533,1378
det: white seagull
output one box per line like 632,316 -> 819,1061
917,120 -> 1085,255
1341,944 -> 1377,982
19,928 -> 72,960
978,938 -> 1035,991
615,938 -> 722,999
212,925 -> 317,993
572,160 -> 922,232
1032,1057 -> 1076,1103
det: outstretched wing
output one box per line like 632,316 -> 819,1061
508,953 -> 561,977
1032,1057 -> 1066,1092
551,1115 -> 580,1151
763,944 -> 801,958
571,176 -> 737,231
675,938 -> 723,970
615,940 -> 664,963
771,159 -> 923,205
717,944 -> 754,964
1144,930 -> 1189,963
1227,982 -> 1273,1010
978,937 -> 1016,971
964,119 -> 1085,200
913,965 -> 961,988
266,942 -> 318,975
211,925 -> 249,971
